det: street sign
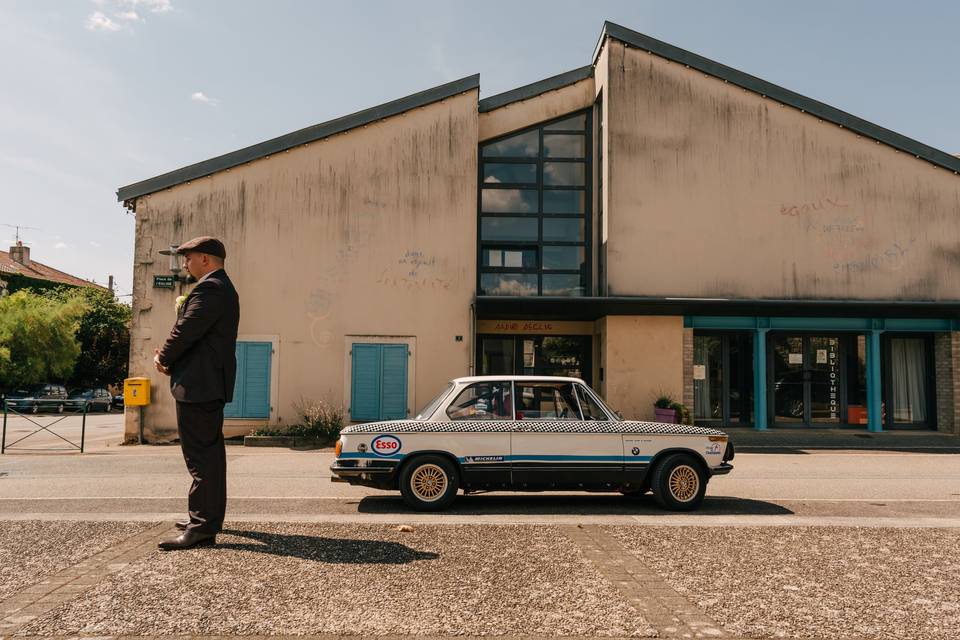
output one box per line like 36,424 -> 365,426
153,275 -> 176,289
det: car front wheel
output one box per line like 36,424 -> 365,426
399,455 -> 459,511
651,453 -> 707,511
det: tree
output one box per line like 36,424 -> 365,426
43,287 -> 131,389
0,291 -> 87,389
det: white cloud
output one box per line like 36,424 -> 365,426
85,1 -> 173,32
114,11 -> 143,22
90,241 -> 102,248
85,11 -> 121,32
190,91 -> 218,106
54,242 -> 67,249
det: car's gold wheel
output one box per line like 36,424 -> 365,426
668,464 -> 700,502
410,464 -> 447,502
400,455 -> 459,511
651,453 -> 707,511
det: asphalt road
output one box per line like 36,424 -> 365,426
2,414 -> 959,526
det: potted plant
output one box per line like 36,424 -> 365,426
653,394 -> 678,423
670,401 -> 692,425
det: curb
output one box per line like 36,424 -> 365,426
243,435 -> 332,449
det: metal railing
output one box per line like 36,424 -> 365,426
2,399 -> 89,453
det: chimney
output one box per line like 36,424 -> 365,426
9,241 -> 30,268
108,275 -> 114,294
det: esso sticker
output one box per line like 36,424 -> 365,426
371,435 -> 402,457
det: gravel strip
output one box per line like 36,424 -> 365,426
608,526 -> 960,640
18,523 -> 652,637
0,520 -> 152,601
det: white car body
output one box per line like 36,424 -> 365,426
331,375 -> 734,511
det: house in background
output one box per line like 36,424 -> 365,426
117,21 -> 960,443
0,241 -> 110,295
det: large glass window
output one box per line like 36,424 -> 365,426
693,332 -> 754,426
479,110 -> 590,297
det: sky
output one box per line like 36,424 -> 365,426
2,0 -> 958,300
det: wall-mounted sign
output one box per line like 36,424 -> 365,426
817,349 -> 828,364
788,353 -> 803,364
153,275 -> 176,289
693,365 -> 707,380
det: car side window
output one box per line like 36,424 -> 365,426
446,382 -> 513,421
514,383 -> 581,420
576,384 -> 609,421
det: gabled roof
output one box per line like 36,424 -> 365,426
594,21 -> 960,175
117,74 -> 480,203
0,250 -> 108,290
116,22 -> 959,204
478,66 -> 593,113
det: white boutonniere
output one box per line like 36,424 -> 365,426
175,293 -> 190,312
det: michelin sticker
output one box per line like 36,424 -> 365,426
464,455 -> 504,463
371,435 -> 402,457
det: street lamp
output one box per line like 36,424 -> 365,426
157,244 -> 187,282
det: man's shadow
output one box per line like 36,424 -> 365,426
216,528 -> 439,564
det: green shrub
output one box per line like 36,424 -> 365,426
251,397 -> 343,442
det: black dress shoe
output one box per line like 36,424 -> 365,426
158,530 -> 216,551
175,520 -> 190,531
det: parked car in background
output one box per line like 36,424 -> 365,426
331,376 -> 734,512
68,387 -> 115,413
3,384 -> 70,413
112,393 -> 125,410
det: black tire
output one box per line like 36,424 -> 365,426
399,455 -> 459,511
57,403 -> 64,414
105,402 -> 112,413
31,403 -> 39,414
651,453 -> 707,511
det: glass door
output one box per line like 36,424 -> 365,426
478,335 -> 591,385
771,335 -> 842,426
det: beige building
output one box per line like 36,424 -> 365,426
118,22 -> 960,442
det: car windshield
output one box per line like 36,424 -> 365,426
414,383 -> 454,420
575,384 -> 613,420
70,389 -> 93,398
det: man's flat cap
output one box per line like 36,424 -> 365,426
176,236 -> 226,259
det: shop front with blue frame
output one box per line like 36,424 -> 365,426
686,316 -> 959,432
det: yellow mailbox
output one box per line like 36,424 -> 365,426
124,377 -> 151,406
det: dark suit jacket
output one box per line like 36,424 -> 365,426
158,269 -> 240,403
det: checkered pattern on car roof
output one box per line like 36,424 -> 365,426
342,420 -> 725,436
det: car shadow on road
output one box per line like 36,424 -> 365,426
215,528 -> 439,563
356,494 -> 793,516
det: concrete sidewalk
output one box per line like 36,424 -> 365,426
724,426 -> 960,452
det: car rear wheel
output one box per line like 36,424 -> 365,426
399,455 -> 459,511
105,402 -> 112,413
651,453 -> 707,511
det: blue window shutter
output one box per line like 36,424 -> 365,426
380,344 -> 408,419
351,344 -> 381,421
224,342 -> 272,419
243,343 -> 272,418
224,342 -> 245,418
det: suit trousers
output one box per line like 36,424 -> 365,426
175,399 -> 227,534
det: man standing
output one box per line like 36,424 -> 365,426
153,236 -> 240,551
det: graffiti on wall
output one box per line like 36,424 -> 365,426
778,196 -> 913,276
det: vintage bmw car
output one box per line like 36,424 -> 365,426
331,376 -> 734,511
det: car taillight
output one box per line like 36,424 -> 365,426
335,438 -> 342,457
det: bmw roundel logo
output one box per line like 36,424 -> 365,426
371,435 -> 402,457
631,447 -> 640,456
